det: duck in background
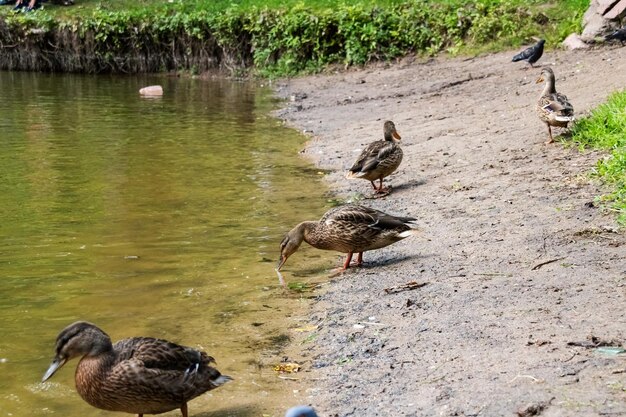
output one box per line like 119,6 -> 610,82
535,67 -> 574,144
346,120 -> 403,195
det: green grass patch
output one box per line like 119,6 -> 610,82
0,0 -> 590,75
567,90 -> 626,224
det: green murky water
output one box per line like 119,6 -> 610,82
0,72 -> 333,417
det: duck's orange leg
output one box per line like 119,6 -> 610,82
181,403 -> 188,417
342,252 -> 354,270
545,123 -> 554,144
374,177 -> 390,194
355,252 -> 363,266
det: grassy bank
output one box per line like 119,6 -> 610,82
566,91 -> 626,224
0,0 -> 588,75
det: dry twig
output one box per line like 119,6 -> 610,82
384,281 -> 428,294
531,257 -> 565,271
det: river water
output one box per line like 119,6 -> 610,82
0,72 -> 333,416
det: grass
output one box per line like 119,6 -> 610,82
23,0 -> 589,52
0,0 -> 591,75
567,90 -> 626,224
37,0 -> 405,16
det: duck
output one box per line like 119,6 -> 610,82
277,204 -> 419,271
286,405 -> 319,417
346,120 -> 403,194
42,321 -> 232,417
512,39 -> 545,68
535,67 -> 574,144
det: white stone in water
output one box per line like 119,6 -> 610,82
139,85 -> 163,96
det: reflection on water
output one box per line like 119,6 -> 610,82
0,72 -> 334,416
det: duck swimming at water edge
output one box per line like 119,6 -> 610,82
42,321 -> 231,417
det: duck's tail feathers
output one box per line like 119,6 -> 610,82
398,229 -> 420,238
346,171 -> 364,179
555,115 -> 574,122
213,375 -> 233,386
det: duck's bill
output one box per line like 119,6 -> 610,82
276,255 -> 287,271
392,131 -> 401,140
42,357 -> 66,382
536,76 -> 544,83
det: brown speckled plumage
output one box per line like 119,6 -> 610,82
347,121 -> 403,193
277,204 -> 418,271
42,321 -> 231,417
535,67 -> 574,144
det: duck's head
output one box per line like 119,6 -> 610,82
536,67 -> 555,84
285,405 -> 318,417
383,120 -> 401,142
277,224 -> 306,271
42,321 -> 112,382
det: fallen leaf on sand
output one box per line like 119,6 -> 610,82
273,363 -> 301,373
293,325 -> 318,332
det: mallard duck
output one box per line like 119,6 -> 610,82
512,39 -> 545,68
277,204 -> 418,271
42,321 -> 232,417
535,67 -> 574,144
286,405 -> 319,417
346,120 -> 403,194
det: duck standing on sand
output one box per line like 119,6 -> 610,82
535,67 -> 574,144
346,120 -> 403,195
277,204 -> 419,271
512,39 -> 545,68
42,321 -> 231,417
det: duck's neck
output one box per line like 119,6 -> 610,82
383,130 -> 394,141
75,348 -> 115,405
542,76 -> 556,96
299,221 -> 325,248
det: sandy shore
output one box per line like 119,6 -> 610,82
274,47 -> 626,416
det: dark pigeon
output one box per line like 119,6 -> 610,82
605,28 -> 626,45
512,39 -> 545,67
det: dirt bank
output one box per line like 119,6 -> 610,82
274,47 -> 626,416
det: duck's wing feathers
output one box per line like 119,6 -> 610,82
361,143 -> 399,173
114,337 -> 213,372
323,205 -> 415,231
541,93 -> 574,118
108,338 -> 227,406
348,140 -> 386,173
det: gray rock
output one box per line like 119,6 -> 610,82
562,33 -> 590,50
581,0 -> 626,41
